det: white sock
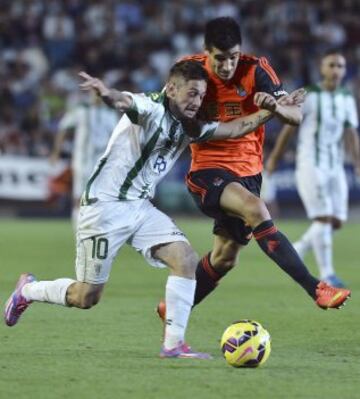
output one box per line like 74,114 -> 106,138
293,222 -> 320,257
22,279 -> 76,306
163,276 -> 196,350
310,221 -> 334,279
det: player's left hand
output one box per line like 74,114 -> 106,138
278,88 -> 306,106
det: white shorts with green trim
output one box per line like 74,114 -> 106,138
75,199 -> 189,284
295,166 -> 348,221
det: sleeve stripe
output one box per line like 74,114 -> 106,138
259,57 -> 281,86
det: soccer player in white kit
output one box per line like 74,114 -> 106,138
4,60 -> 302,358
51,93 -> 118,228
266,50 -> 360,288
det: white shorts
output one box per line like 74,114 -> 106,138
295,166 -> 348,221
75,199 -> 189,284
261,171 -> 277,203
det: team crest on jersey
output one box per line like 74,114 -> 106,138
235,84 -> 247,97
146,91 -> 164,103
212,177 -> 224,186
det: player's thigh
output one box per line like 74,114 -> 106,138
76,201 -> 137,284
186,168 -> 232,219
130,201 -> 191,270
330,169 -> 348,221
295,167 -> 332,218
186,169 -> 264,221
220,182 -> 269,223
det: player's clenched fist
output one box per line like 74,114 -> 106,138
254,92 -> 277,111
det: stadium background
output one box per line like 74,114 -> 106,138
1,3 -> 360,399
0,0 -> 360,217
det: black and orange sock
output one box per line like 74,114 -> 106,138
253,220 -> 319,299
193,253 -> 225,306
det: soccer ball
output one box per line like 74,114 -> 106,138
220,320 -> 271,368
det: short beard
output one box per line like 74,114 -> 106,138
179,117 -> 202,138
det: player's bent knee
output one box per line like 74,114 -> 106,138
173,244 -> 198,277
244,198 -> 269,227
67,282 -> 103,309
154,241 -> 198,278
332,218 -> 342,230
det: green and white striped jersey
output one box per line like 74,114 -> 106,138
296,84 -> 358,170
83,92 -> 218,203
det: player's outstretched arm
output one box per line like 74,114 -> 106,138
49,128 -> 69,165
344,127 -> 360,176
211,109 -> 273,140
265,124 -> 297,174
78,71 -> 132,112
210,89 -> 305,141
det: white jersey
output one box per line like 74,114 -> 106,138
296,84 -> 358,171
82,92 -> 218,203
59,104 -> 119,178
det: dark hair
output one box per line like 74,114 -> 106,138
322,48 -> 344,58
204,17 -> 242,51
168,60 -> 208,82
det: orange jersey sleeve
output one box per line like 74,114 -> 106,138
185,54 -> 283,177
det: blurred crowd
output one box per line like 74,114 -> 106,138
1,0 -> 360,157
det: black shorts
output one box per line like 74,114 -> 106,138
186,168 -> 262,245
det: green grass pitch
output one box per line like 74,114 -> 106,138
0,218 -> 359,399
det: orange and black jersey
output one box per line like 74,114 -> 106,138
182,53 -> 285,177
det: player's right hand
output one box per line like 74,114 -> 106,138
278,88 -> 306,106
79,71 -> 110,98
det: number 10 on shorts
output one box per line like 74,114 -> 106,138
90,237 -> 109,260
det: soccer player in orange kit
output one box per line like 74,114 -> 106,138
157,18 -> 350,317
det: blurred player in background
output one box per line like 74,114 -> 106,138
156,18 -> 351,321
260,169 -> 279,218
266,49 -> 360,288
50,91 -> 118,229
5,60 -> 293,358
